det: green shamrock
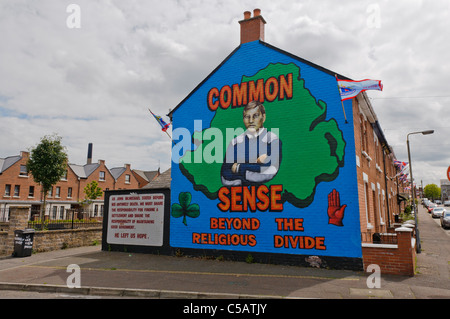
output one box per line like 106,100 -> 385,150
171,192 -> 200,226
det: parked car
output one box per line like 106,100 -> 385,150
431,206 -> 446,218
441,211 -> 450,229
427,203 -> 437,213
444,200 -> 450,207
435,200 -> 442,205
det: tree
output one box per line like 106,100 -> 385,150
424,184 -> 441,201
80,181 -> 103,216
83,180 -> 103,202
27,134 -> 68,220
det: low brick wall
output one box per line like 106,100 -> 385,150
362,227 -> 416,276
0,207 -> 102,256
32,228 -> 102,253
0,231 -> 8,255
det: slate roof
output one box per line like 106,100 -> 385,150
133,169 -> 159,183
110,167 -> 126,180
0,155 -> 21,174
143,168 -> 171,189
68,163 -> 100,179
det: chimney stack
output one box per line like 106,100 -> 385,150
87,143 -> 93,165
239,8 -> 266,44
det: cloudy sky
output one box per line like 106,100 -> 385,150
1,0 -> 449,187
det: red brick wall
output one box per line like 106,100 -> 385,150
1,152 -> 145,214
114,164 -> 140,190
362,228 -> 416,276
352,98 -> 403,235
0,152 -> 43,201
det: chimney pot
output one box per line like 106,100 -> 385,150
239,9 -> 266,44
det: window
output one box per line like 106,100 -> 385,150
55,186 -> 61,198
19,165 -> 28,176
4,184 -> 11,196
377,184 -> 383,225
125,174 -> 130,184
364,182 -> 370,223
360,115 -> 368,152
14,185 -> 20,197
48,187 -> 53,197
59,206 -> 65,219
29,186 -> 35,198
52,206 -> 57,220
372,187 -> 378,229
374,135 -> 378,165
68,187 -> 72,198
99,171 -> 105,181
61,170 -> 68,180
94,204 -> 98,217
363,173 -> 372,228
372,188 -> 377,214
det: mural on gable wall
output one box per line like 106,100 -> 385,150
170,41 -> 362,260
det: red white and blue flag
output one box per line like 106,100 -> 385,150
394,160 -> 408,170
336,78 -> 383,101
394,160 -> 409,178
149,108 -> 171,132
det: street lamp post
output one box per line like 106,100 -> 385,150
406,130 -> 434,254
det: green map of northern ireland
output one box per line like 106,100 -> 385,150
179,62 -> 346,208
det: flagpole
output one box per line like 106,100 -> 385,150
335,74 -> 348,124
148,108 -> 172,140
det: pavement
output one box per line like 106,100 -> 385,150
0,205 -> 449,299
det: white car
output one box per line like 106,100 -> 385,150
431,206 -> 446,218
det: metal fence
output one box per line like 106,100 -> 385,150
1,207 -> 102,230
361,231 -> 398,245
27,219 -> 102,231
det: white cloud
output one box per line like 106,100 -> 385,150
0,0 -> 449,187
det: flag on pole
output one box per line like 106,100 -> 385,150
336,78 -> 383,101
394,160 -> 408,168
148,108 -> 171,132
394,160 -> 408,172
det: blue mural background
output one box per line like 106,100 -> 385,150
169,40 -> 362,258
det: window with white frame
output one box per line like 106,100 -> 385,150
4,184 -> 11,196
29,186 -> 35,198
19,165 -> 28,176
14,185 -> 20,197
363,173 -> 372,229
377,183 -> 383,225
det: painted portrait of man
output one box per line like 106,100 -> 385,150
221,100 -> 282,186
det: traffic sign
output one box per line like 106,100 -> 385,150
447,166 -> 450,182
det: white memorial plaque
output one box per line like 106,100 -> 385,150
107,193 -> 164,246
